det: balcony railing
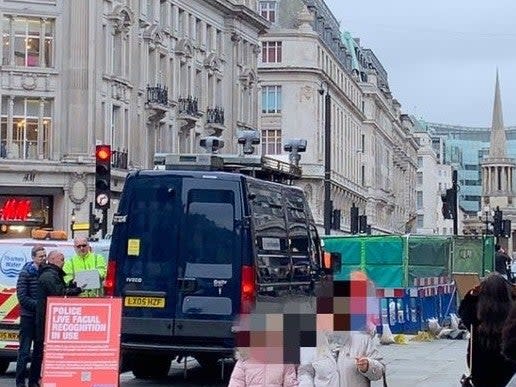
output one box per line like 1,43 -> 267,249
206,107 -> 225,125
112,149 -> 128,169
178,96 -> 200,117
146,84 -> 168,105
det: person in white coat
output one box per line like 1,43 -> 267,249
298,330 -> 385,387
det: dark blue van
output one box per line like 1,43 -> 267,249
105,169 -> 322,378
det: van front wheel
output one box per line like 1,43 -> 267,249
132,355 -> 171,379
0,359 -> 9,375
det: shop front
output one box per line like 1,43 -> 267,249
0,195 -> 53,238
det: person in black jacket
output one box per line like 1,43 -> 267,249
15,245 -> 46,387
458,273 -> 516,387
28,250 -> 82,387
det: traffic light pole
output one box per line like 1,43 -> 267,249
452,170 -> 458,235
323,91 -> 332,236
88,202 -> 93,239
101,208 -> 108,238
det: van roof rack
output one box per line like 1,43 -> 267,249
154,153 -> 302,184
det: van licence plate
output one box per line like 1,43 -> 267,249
0,330 -> 18,341
124,296 -> 165,308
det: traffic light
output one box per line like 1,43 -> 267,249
331,209 -> 341,230
359,215 -> 368,234
350,205 -> 359,234
90,211 -> 101,235
441,188 -> 456,220
503,219 -> 512,238
95,145 -> 111,210
493,207 -> 503,237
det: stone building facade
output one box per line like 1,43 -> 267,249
257,0 -> 418,234
0,0 -> 267,237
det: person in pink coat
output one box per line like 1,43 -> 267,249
228,312 -> 299,387
228,352 -> 299,387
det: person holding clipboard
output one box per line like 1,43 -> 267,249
63,237 -> 107,297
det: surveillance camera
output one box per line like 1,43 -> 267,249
237,130 -> 261,155
200,136 -> 224,153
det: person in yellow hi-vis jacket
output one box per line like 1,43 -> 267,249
63,236 -> 107,297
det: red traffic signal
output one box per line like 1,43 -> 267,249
96,145 -> 111,161
95,145 -> 111,210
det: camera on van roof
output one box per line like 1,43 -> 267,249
200,136 -> 224,154
237,130 -> 260,155
284,139 -> 307,153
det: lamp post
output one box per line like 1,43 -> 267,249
484,206 -> 490,235
319,81 -> 331,235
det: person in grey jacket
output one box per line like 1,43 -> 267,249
15,245 -> 46,387
298,330 -> 385,387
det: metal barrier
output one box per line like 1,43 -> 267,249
376,277 -> 457,334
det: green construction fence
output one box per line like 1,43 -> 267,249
322,235 -> 495,288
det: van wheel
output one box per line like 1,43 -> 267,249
0,359 -> 9,375
195,354 -> 222,373
132,355 -> 171,379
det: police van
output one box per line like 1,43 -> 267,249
0,231 -> 110,373
105,154 -> 324,379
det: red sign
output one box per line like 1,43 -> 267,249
42,297 -> 122,387
0,199 -> 32,221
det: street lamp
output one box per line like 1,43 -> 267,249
319,81 -> 331,235
484,205 -> 490,235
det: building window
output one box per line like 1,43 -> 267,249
261,129 -> 282,155
1,97 -> 52,159
416,191 -> 423,210
417,172 -> 423,185
465,164 -> 478,171
417,215 -> 424,228
3,16 -> 54,67
417,156 -> 423,168
261,86 -> 281,114
262,41 -> 282,63
259,1 -> 277,23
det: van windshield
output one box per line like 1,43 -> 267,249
184,189 -> 235,270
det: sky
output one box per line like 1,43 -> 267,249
324,0 -> 516,127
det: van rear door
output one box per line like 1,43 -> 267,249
173,177 -> 242,342
116,176 -> 181,340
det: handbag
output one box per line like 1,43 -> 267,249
460,324 -> 475,387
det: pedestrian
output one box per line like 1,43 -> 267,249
228,313 -> 299,387
502,302 -> 516,387
458,273 -> 516,387
29,250 -> 82,387
63,237 -> 106,297
297,330 -> 385,387
15,245 -> 46,387
495,244 -> 511,279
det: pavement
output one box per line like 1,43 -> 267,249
372,337 -> 468,387
0,336 -> 469,386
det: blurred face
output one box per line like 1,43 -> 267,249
32,249 -> 46,267
74,237 -> 89,257
48,253 -> 65,268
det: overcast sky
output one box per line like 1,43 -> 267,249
324,0 -> 516,127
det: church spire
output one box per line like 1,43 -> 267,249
489,70 -> 507,158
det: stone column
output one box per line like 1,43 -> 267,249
6,96 -> 14,158
40,19 -> 46,67
65,0 -> 90,155
8,16 -> 14,66
37,98 -> 44,158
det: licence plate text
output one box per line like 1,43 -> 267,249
0,330 -> 18,341
124,296 -> 165,308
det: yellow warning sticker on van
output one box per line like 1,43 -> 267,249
127,239 -> 140,256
